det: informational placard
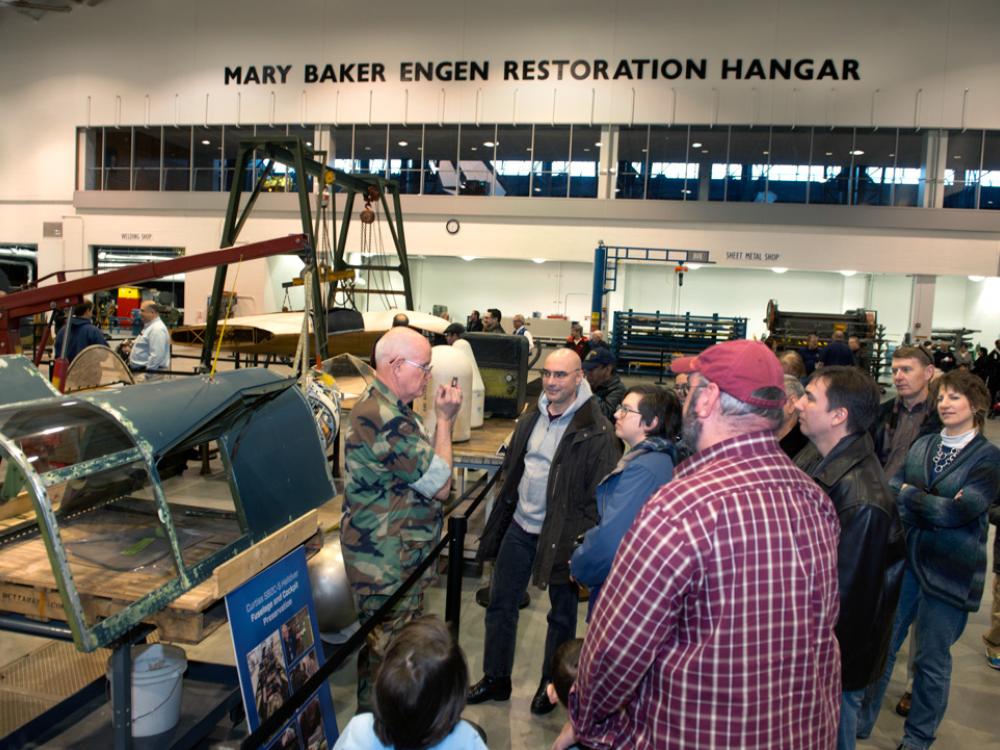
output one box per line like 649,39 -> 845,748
225,546 -> 338,749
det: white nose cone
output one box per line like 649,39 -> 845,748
414,345 -> 473,442
452,338 -> 486,428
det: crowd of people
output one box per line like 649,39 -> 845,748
336,321 -> 1000,750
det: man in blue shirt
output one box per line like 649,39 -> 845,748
124,301 -> 171,375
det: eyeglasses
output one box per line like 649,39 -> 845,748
541,368 -> 581,380
401,359 -> 433,375
614,404 -> 641,416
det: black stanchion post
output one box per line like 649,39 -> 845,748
444,514 -> 467,638
111,639 -> 133,750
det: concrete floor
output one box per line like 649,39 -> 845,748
1,398 -> 998,748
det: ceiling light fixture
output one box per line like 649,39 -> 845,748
201,139 -> 211,145
483,141 -> 496,148
849,149 -> 865,156
771,267 -> 789,274
839,269 -> 858,277
968,275 -> 987,282
692,142 -> 703,148
397,140 -> 408,147
594,141 -> 602,147
460,255 -> 477,262
531,258 -> 546,264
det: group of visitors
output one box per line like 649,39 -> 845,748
337,322 -> 1000,750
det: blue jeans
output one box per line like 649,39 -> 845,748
838,689 -> 865,750
483,521 -> 579,681
856,569 -> 969,749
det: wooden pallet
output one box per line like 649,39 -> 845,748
0,509 -> 319,645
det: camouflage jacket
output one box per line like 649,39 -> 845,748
340,376 -> 451,597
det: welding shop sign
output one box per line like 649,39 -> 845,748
226,547 -> 338,748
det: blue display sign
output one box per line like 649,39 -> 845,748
225,546 -> 338,749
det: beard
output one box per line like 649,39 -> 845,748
681,406 -> 702,454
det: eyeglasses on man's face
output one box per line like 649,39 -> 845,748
401,358 -> 433,375
541,368 -> 581,380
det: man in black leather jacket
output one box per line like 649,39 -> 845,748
469,348 -> 621,715
795,366 -> 906,750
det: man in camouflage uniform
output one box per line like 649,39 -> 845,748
340,326 -> 462,711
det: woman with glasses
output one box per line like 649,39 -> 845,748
857,369 -> 1000,748
570,384 -> 681,613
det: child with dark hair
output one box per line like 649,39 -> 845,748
333,616 -> 487,750
548,639 -> 597,750
547,638 -> 583,707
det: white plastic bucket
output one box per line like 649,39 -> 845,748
107,643 -> 187,737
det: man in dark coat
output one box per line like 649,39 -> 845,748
53,301 -> 108,363
871,345 -> 941,482
818,330 -> 856,368
582,348 -> 626,421
469,347 -> 621,714
795,366 -> 906,750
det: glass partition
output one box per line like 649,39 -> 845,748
458,125 -> 497,196
103,127 -> 132,190
615,125 -> 649,199
352,125 -> 388,177
646,125 -> 691,200
765,127 -> 810,204
980,130 -> 1000,210
163,126 -> 192,191
494,125 -> 533,197
133,127 -> 162,191
388,125 -> 423,194
687,126 -> 730,201
422,125 -> 459,194
944,129 -> 983,209
808,128 -> 856,205
532,125 -> 571,197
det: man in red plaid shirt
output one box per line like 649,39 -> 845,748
554,340 -> 842,750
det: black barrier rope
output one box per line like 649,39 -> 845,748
241,467 -> 502,749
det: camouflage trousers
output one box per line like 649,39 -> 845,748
355,591 -> 424,712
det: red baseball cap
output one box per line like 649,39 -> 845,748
671,340 -> 785,409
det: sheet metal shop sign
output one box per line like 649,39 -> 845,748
223,57 -> 861,85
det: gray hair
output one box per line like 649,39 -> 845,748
783,374 -> 805,400
718,388 -> 785,429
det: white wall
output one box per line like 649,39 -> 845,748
410,257 -> 594,324
868,273 -> 913,343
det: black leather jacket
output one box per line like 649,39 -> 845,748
870,396 -> 942,471
796,433 -> 906,691
477,397 -> 621,589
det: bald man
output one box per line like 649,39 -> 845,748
469,348 -> 621,714
340,327 -> 462,711
124,301 -> 171,375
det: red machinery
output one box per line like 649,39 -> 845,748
0,234 -> 310,389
